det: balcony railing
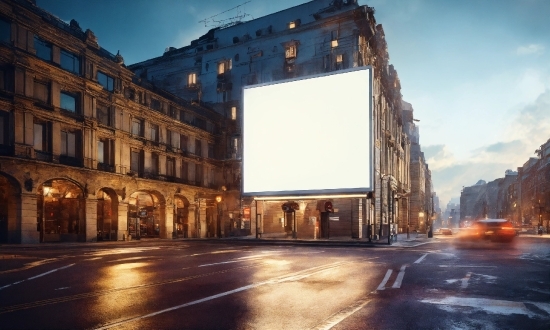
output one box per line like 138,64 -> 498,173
35,150 -> 53,162
97,162 -> 115,173
59,155 -> 83,167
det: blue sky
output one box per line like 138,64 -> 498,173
36,0 -> 550,206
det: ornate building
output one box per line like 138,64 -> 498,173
0,0 -> 237,243
130,0 -> 411,239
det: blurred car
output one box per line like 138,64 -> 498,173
440,228 -> 453,235
458,219 -> 515,242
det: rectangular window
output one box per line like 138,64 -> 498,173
336,54 -> 343,63
97,71 -> 114,91
96,103 -> 111,126
180,134 -> 188,151
33,80 -> 50,104
188,73 -> 197,86
33,122 -> 46,151
181,161 -> 188,181
231,106 -> 237,120
166,129 -> 172,146
60,49 -> 80,74
151,153 -> 159,174
0,111 -> 8,145
288,21 -> 296,29
131,118 -> 143,136
0,18 -> 10,44
218,62 -> 225,75
150,123 -> 159,142
166,157 -> 175,177
130,150 -> 141,173
150,98 -> 161,111
97,138 -> 113,166
61,130 -> 77,157
285,45 -> 296,59
34,36 -> 52,61
60,91 -> 77,112
0,66 -> 14,92
208,143 -> 214,159
195,164 -> 203,185
195,139 -> 202,157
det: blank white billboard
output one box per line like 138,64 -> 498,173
242,67 -> 372,197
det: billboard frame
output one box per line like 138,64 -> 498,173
241,65 -> 374,198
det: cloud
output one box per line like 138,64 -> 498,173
516,44 -> 545,56
429,89 -> 550,207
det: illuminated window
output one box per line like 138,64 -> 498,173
188,73 -> 197,86
285,45 -> 296,59
231,106 -> 237,120
331,40 -> 338,48
288,21 -> 296,29
336,54 -> 343,63
218,62 -> 225,75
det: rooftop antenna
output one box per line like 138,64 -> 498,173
199,1 -> 253,29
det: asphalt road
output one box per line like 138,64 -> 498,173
0,236 -> 549,329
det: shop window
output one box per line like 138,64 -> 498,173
150,123 -> 159,142
96,103 -> 112,127
34,36 -> 52,61
60,91 -> 78,113
60,49 -> 80,74
131,118 -> 143,136
285,45 -> 296,59
166,157 -> 175,177
33,80 -> 50,104
97,138 -> 114,169
0,17 -> 10,44
97,71 -> 114,91
195,139 -> 202,157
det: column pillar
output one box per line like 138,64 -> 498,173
85,197 -> 97,242
117,202 -> 128,240
164,203 -> 174,239
20,193 -> 39,243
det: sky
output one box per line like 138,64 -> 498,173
36,0 -> 550,207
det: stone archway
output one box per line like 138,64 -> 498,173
174,196 -> 190,238
96,188 -> 119,241
37,179 -> 84,242
127,191 -> 165,239
0,172 -> 21,243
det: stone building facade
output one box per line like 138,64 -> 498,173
460,138 -> 550,231
130,0 -> 412,239
0,0 -> 239,244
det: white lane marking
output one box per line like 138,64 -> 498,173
376,269 -> 393,291
0,263 -> 75,290
392,265 -> 408,289
55,287 -> 70,290
414,253 -> 428,264
420,297 -> 539,318
84,257 -> 103,261
461,272 -> 472,289
94,262 -> 346,330
311,298 -> 371,330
